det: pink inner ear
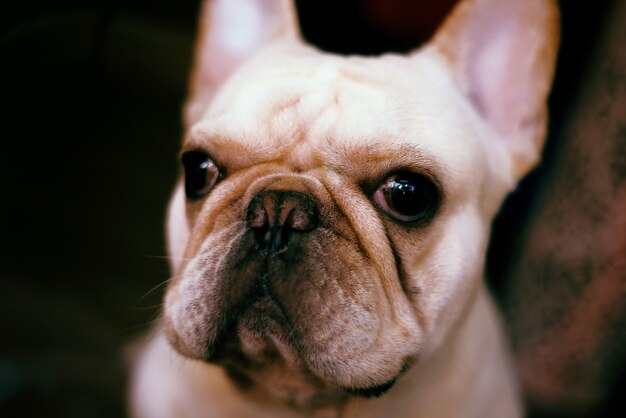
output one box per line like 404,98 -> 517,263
467,16 -> 530,139
211,0 -> 267,57
206,0 -> 280,87
431,0 -> 559,178
186,0 -> 300,126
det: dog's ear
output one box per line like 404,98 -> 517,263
428,0 -> 559,180
185,0 -> 300,126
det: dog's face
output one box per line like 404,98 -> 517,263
162,0 -> 558,408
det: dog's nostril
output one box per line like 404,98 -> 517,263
287,204 -> 317,232
246,190 -> 319,252
247,205 -> 268,229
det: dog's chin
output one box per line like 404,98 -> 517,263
175,297 -> 403,408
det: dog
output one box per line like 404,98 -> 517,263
130,0 -> 559,416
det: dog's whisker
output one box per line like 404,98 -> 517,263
138,275 -> 182,303
118,312 -> 164,334
131,304 -> 164,311
143,254 -> 194,262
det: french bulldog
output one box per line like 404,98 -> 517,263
130,0 -> 559,417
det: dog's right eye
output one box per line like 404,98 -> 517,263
373,171 -> 439,223
181,151 -> 220,200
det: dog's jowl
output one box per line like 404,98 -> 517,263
130,0 -> 559,417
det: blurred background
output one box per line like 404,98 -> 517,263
1,0 -> 624,417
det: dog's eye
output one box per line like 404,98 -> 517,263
181,151 -> 220,200
373,172 -> 438,222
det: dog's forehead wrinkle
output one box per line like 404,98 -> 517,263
194,55 -> 480,182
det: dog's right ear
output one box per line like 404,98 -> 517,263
184,0 -> 300,127
427,0 -> 559,181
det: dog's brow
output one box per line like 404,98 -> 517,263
186,124 -> 235,148
184,125 -> 284,170
327,140 -> 441,178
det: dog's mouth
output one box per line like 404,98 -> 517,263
208,293 -> 295,366
207,294 -> 403,401
164,189 -> 421,405
164,225 -> 417,405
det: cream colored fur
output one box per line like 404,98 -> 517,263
130,0 -> 559,417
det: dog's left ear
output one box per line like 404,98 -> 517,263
185,0 -> 301,126
427,0 -> 559,180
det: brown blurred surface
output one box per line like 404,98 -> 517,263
490,0 -> 626,416
1,1 -> 624,417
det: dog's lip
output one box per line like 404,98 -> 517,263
343,377 -> 399,398
342,359 -> 411,398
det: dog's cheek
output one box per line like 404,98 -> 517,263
162,278 -> 213,359
266,232 -> 380,346
162,223 -> 256,359
264,230 -> 417,388
391,209 -> 489,353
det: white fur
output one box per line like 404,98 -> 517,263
130,0 -> 559,416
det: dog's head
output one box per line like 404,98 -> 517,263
162,0 -> 558,408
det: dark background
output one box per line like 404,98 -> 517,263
1,0 -> 624,417
1,1 -> 198,416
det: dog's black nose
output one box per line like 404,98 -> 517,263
246,190 -> 319,254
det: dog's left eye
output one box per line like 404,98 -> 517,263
181,151 -> 220,200
373,172 -> 439,223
